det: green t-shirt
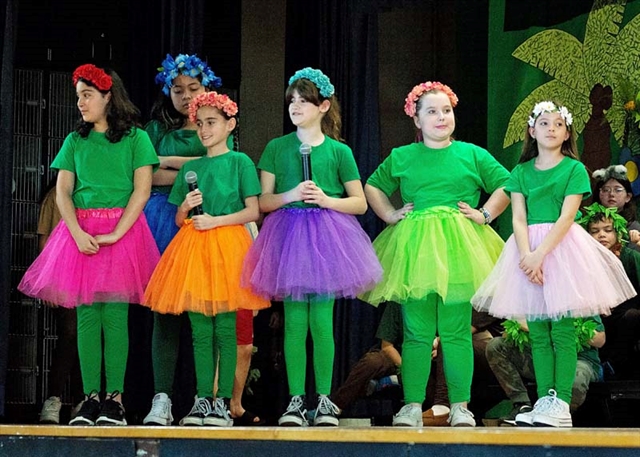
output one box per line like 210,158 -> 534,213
578,315 -> 604,375
145,120 -> 207,194
169,151 -> 261,217
258,132 -> 361,208
375,302 -> 403,348
51,128 -> 159,209
506,157 -> 590,224
366,141 -> 510,211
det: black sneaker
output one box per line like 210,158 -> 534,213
69,392 -> 101,426
96,392 -> 127,426
203,397 -> 233,427
313,395 -> 339,426
278,395 -> 308,426
500,402 -> 532,426
180,397 -> 213,426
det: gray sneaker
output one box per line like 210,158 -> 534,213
392,404 -> 423,427
39,396 -> 62,424
448,404 -> 476,427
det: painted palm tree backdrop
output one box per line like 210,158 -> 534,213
489,0 -> 640,171
488,0 -> 640,236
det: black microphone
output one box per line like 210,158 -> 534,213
300,143 -> 312,182
184,170 -> 203,215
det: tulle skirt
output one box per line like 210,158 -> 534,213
144,221 -> 270,316
471,223 -> 637,320
18,208 -> 160,308
143,191 -> 180,254
359,206 -> 505,306
241,208 -> 383,301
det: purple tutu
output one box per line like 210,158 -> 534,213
18,208 -> 160,308
472,223 -> 636,320
241,208 -> 382,301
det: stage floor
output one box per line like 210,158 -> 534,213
0,424 -> 639,456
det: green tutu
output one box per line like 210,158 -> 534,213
359,206 -> 504,306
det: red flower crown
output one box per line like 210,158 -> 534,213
72,64 -> 113,91
188,91 -> 238,123
404,81 -> 458,117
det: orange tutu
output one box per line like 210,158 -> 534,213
144,221 -> 270,316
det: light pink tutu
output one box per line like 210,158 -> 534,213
18,208 -> 160,308
471,223 -> 636,320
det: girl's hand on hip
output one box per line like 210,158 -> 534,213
457,201 -> 485,225
385,203 -> 414,225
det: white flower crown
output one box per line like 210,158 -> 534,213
527,101 -> 573,127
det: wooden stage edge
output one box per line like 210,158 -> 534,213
0,425 -> 639,448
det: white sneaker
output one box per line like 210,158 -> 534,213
516,394 -> 553,427
448,404 -> 475,427
39,396 -> 62,424
278,395 -> 308,426
532,389 -> 572,428
203,397 -> 234,427
313,395 -> 339,426
392,404 -> 423,427
143,393 -> 174,426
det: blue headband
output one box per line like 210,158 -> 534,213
155,53 -> 222,96
288,67 -> 335,98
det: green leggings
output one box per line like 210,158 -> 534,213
284,298 -> 335,396
401,295 -> 473,404
527,318 -> 576,404
151,312 -> 182,395
189,311 -> 237,399
76,302 -> 129,395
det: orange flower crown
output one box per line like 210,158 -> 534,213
72,64 -> 113,91
188,91 -> 238,123
404,81 -> 458,117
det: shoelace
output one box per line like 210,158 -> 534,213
284,396 -> 305,416
316,396 -> 339,416
532,395 -> 553,414
213,398 -> 231,419
42,398 -> 60,413
542,390 -> 565,415
190,397 -> 212,416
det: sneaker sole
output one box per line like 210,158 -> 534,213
532,418 -> 572,427
69,418 -> 95,426
39,419 -> 60,425
203,418 -> 234,427
180,419 -> 204,426
143,416 -> 173,426
278,419 -> 307,426
95,417 -> 127,426
313,418 -> 339,427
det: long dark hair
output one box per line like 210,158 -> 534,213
285,79 -> 343,142
149,90 -> 188,132
75,67 -> 141,142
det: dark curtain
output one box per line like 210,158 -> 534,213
0,0 -> 17,419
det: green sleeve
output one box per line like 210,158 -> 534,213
257,139 -> 277,173
565,160 -> 591,199
239,154 -> 262,199
50,133 -> 78,173
337,143 -> 361,183
367,152 -> 399,197
168,166 -> 188,207
476,146 -> 510,193
144,120 -> 165,151
131,128 -> 160,170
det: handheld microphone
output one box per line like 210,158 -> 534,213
300,143 -> 312,182
184,170 -> 203,215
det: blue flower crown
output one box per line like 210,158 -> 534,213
288,67 -> 335,98
155,53 -> 222,96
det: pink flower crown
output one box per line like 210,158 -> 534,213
188,91 -> 238,123
72,64 -> 112,91
404,81 -> 458,117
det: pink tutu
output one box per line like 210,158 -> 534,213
241,208 -> 383,301
472,223 -> 636,320
18,208 -> 160,308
